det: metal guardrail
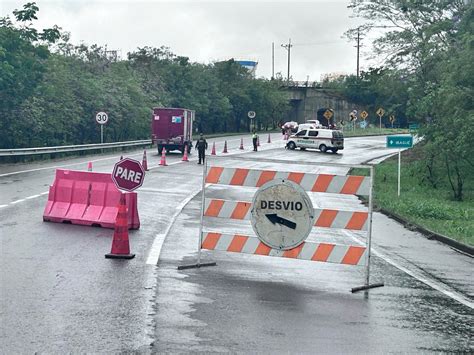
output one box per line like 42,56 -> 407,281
0,139 -> 152,157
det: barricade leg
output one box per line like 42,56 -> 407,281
178,159 -> 216,270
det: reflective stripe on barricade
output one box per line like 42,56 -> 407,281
204,198 -> 368,231
205,167 -> 370,196
201,232 -> 367,266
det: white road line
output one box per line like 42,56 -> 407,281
146,188 -> 201,265
1,191 -> 49,209
346,232 -> 473,309
372,247 -> 474,309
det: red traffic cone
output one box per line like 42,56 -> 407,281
159,148 -> 167,166
239,137 -> 244,150
267,133 -> 271,143
87,162 -> 92,171
211,142 -> 216,155
105,194 -> 135,259
182,145 -> 189,162
257,135 -> 260,147
223,140 -> 228,153
142,150 -> 148,171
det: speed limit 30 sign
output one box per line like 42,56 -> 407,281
96,111 -> 109,125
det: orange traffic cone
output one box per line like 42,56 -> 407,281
105,194 -> 135,259
267,133 -> 271,143
211,142 -> 216,155
159,148 -> 167,166
239,138 -> 244,150
223,140 -> 228,153
257,136 -> 260,147
182,145 -> 189,162
87,162 -> 92,171
142,150 -> 148,171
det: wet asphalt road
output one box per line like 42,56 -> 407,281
1,133 -> 472,353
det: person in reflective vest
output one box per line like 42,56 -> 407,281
252,131 -> 258,151
195,133 -> 208,164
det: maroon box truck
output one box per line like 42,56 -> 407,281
151,107 -> 194,155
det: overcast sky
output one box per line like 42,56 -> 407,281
1,0 -> 382,81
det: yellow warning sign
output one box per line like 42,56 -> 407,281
360,111 -> 368,120
376,107 -> 385,117
323,109 -> 333,120
389,115 -> 395,123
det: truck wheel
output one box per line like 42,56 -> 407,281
287,142 -> 296,150
332,148 -> 339,154
319,144 -> 327,153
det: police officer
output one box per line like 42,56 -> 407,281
252,131 -> 258,151
195,133 -> 208,164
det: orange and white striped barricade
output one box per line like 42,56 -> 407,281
178,156 -> 383,293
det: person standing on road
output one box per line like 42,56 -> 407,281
195,133 -> 208,164
252,131 -> 258,151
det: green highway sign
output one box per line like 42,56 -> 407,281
387,135 -> 413,148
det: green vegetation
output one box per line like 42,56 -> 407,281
331,1 -> 473,205
370,145 -> 473,246
342,127 -> 407,137
338,1 -> 474,244
0,3 -> 289,150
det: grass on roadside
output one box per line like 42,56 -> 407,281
343,127 -> 409,137
352,148 -> 473,246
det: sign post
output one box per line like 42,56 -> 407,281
248,111 -> 256,131
389,115 -> 395,128
376,107 -> 385,131
360,111 -> 368,130
95,111 -> 109,144
386,135 -> 413,197
351,110 -> 360,131
323,109 -> 333,128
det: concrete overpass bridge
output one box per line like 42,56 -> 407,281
282,81 -> 357,124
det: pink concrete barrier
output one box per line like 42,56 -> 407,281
43,169 -> 140,229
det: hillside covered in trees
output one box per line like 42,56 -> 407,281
0,3 -> 289,149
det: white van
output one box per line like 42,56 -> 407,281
286,128 -> 344,153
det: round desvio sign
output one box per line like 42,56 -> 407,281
251,179 -> 314,250
112,158 -> 145,192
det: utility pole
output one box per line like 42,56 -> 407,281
272,42 -> 275,79
356,27 -> 360,80
281,38 -> 293,84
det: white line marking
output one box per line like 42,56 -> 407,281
146,188 -> 201,265
372,247 -> 473,309
346,232 -> 473,309
0,191 -> 49,209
